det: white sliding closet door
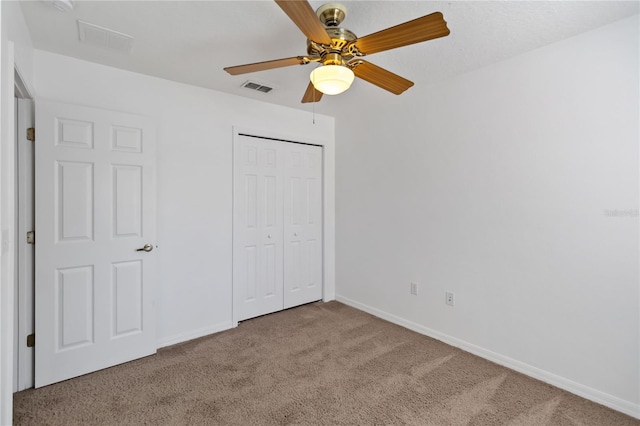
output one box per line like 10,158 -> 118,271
233,134 -> 322,322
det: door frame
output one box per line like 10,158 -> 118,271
12,63 -> 35,395
3,43 -> 35,422
231,126 -> 335,326
14,95 -> 34,392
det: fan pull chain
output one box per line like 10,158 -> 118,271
312,71 -> 316,124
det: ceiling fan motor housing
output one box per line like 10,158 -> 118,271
307,27 -> 358,62
316,2 -> 347,27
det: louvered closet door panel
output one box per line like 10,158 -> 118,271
233,136 -> 284,321
283,143 -> 323,308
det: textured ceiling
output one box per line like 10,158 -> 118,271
20,1 -> 640,113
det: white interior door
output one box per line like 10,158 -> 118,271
233,135 -> 284,321
35,100 -> 157,387
233,134 -> 322,322
283,144 -> 323,308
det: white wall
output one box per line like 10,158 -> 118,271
335,15 -> 639,418
4,1 -> 33,94
0,5 -> 10,424
32,50 -> 335,347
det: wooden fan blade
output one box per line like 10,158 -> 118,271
352,61 -> 414,95
224,57 -> 309,75
301,81 -> 323,103
354,12 -> 450,55
275,0 -> 332,45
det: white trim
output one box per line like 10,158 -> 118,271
1,39 -> 17,425
13,67 -> 32,100
335,294 -> 640,420
156,321 -> 233,349
231,126 -> 335,325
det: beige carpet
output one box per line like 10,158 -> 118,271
13,301 -> 639,425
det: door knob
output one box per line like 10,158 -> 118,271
136,243 -> 154,252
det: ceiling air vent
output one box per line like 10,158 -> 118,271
78,20 -> 134,53
242,81 -> 273,94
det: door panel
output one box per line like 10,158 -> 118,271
112,260 -> 143,336
113,165 -> 142,237
56,266 -> 94,349
284,144 -> 323,308
233,136 -> 284,321
35,100 -> 157,387
57,161 -> 94,241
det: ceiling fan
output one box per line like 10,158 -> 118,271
224,0 -> 450,103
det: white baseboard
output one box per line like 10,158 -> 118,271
156,321 -> 233,349
335,295 -> 640,420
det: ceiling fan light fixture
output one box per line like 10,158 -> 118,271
310,65 -> 354,95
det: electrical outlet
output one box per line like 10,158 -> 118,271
445,291 -> 455,306
410,282 -> 418,296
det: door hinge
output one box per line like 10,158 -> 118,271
27,334 -> 35,348
26,127 -> 35,142
26,230 -> 35,244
